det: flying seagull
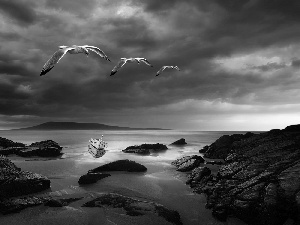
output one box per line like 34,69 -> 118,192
110,57 -> 153,76
134,58 -> 153,67
40,45 -> 111,76
156,66 -> 180,76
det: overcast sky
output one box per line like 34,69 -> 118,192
1,0 -> 300,130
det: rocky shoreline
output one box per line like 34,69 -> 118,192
173,125 -> 300,225
0,141 -> 182,224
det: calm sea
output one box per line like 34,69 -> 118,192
0,130 -> 252,225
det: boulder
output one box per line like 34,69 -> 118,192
0,137 -> 25,148
0,196 -> 49,214
82,193 -> 182,225
170,138 -> 187,145
0,138 -> 63,157
0,156 -> 50,198
172,155 -> 205,172
17,140 -> 63,157
122,143 -> 167,154
88,159 -> 147,173
78,173 -> 111,185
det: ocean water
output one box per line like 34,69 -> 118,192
0,130 -> 250,225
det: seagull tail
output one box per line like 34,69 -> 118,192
110,71 -> 116,76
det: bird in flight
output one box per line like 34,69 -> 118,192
110,57 -> 153,76
40,45 -> 111,76
156,66 -> 180,76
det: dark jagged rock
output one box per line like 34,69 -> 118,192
171,155 -> 205,172
17,140 -> 63,157
82,193 -> 182,225
0,137 -> 26,155
0,137 -> 25,148
174,125 -> 300,225
122,143 -> 168,154
78,173 -> 111,185
44,197 -> 83,207
0,196 -> 82,214
284,124 -> 300,132
0,156 -> 50,198
199,145 -> 209,153
186,166 -> 211,187
88,159 -> 147,173
200,132 -> 254,159
0,196 -> 50,214
170,138 -> 187,145
0,138 -> 63,157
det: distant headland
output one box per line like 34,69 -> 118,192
15,122 -> 170,131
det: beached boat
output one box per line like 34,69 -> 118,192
88,135 -> 107,158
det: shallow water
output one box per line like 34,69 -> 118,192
0,130 -> 250,225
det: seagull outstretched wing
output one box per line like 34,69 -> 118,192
156,66 -> 180,76
110,58 -> 127,76
156,66 -> 167,76
83,45 -> 111,61
135,58 -> 153,67
40,47 -> 74,76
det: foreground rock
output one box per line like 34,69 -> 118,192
170,138 -> 187,145
0,196 -> 83,214
78,173 -> 111,185
171,155 -> 205,172
89,159 -> 147,173
82,193 -> 182,225
0,156 -> 50,198
0,138 -> 63,157
122,143 -> 168,155
0,196 -> 49,214
176,125 -> 300,225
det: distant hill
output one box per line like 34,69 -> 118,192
17,122 -> 169,131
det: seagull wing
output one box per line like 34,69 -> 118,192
110,59 -> 127,76
140,58 -> 153,67
40,48 -> 73,76
156,66 -> 167,76
84,45 -> 111,61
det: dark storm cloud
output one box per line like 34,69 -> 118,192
45,0 -> 97,18
1,0 -> 300,130
0,0 -> 37,25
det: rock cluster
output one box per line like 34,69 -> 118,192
122,143 -> 168,155
174,126 -> 300,225
0,139 -> 63,157
0,195 -> 83,214
82,193 -> 182,225
0,156 -> 50,199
